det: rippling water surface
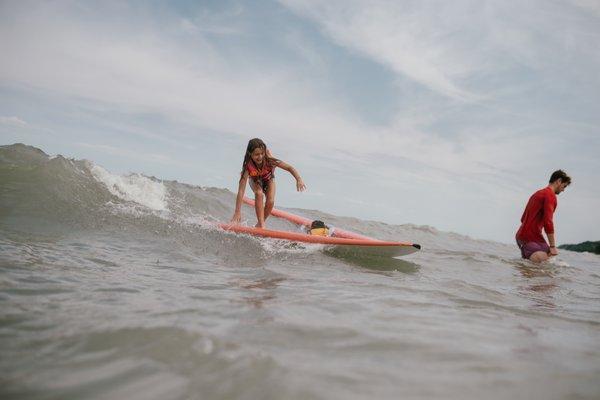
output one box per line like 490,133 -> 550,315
1,144 -> 599,399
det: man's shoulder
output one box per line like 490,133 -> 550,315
531,187 -> 547,198
543,186 -> 556,197
536,186 -> 557,204
534,186 -> 554,196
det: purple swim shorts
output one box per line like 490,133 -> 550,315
516,238 -> 550,259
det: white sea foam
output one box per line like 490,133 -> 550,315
90,165 -> 167,211
259,237 -> 324,256
547,257 -> 570,268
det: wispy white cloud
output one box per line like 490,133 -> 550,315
283,29 -> 327,70
570,0 -> 600,17
0,116 -> 27,127
0,1 -> 473,175
76,142 -> 182,166
2,0 -> 594,177
279,0 -> 484,101
279,0 -> 600,103
180,4 -> 245,36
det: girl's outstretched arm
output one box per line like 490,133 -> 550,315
275,160 -> 306,192
231,171 -> 249,223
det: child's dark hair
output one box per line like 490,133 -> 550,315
240,138 -> 279,180
549,169 -> 571,185
310,220 -> 328,229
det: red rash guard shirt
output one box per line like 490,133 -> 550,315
516,186 -> 557,243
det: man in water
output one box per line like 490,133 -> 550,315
516,170 -> 571,263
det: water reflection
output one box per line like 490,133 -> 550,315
235,276 -> 286,309
324,249 -> 420,274
514,261 -> 558,309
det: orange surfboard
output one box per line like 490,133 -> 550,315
220,198 -> 421,257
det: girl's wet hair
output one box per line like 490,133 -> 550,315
240,138 -> 279,179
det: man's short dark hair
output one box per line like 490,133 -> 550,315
549,170 -> 571,185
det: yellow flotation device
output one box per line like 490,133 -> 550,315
309,227 -> 329,236
309,220 -> 329,236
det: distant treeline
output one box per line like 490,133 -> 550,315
559,241 -> 600,254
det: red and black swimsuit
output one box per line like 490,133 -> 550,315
246,160 -> 275,192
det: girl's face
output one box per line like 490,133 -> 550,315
250,147 -> 265,165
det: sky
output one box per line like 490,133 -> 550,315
1,0 -> 599,244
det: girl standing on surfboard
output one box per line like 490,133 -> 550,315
230,138 -> 306,228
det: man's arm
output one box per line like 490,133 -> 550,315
543,192 -> 558,255
547,233 -> 558,256
547,233 -> 556,248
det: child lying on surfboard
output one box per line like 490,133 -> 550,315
230,138 -> 306,228
308,220 -> 330,236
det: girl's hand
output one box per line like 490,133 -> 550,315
296,178 -> 306,192
230,212 -> 241,224
549,246 -> 559,256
